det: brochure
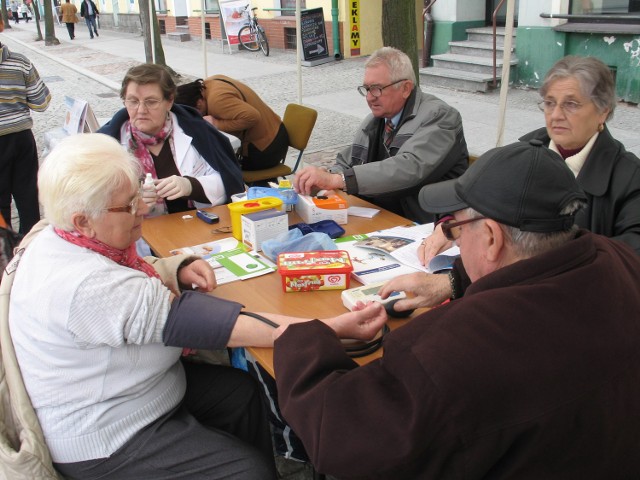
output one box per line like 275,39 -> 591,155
334,223 -> 460,284
170,238 -> 275,285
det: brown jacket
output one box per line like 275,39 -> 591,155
203,75 -> 283,157
60,2 -> 78,23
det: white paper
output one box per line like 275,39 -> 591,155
348,206 -> 380,218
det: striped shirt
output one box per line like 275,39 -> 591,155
0,45 -> 51,136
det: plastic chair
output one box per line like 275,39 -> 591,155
242,103 -> 318,185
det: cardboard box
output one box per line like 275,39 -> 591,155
296,193 -> 348,225
277,250 -> 353,292
241,208 -> 288,251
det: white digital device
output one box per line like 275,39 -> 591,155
341,281 -> 406,311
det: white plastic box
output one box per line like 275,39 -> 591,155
296,193 -> 348,225
241,208 -> 288,251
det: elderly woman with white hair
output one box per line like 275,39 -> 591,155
7,133 -> 386,480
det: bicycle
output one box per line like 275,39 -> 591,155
237,5 -> 269,57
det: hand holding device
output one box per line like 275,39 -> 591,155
342,282 -> 408,317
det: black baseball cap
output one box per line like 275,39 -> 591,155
419,139 -> 587,232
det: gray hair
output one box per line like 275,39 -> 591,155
540,55 -> 616,121
467,200 -> 585,258
365,46 -> 416,86
39,133 -> 141,231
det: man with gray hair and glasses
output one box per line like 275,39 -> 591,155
293,46 -> 469,223
275,140 -> 640,479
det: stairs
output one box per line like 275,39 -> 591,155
167,25 -> 191,42
420,27 -> 518,93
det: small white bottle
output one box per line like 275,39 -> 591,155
143,173 -> 154,189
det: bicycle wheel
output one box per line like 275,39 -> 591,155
257,27 -> 269,56
238,25 -> 260,51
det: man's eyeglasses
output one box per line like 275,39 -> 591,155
357,79 -> 408,98
105,193 -> 142,216
537,99 -> 584,115
441,216 -> 486,241
123,98 -> 164,111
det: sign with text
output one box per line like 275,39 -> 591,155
349,0 -> 360,56
301,8 -> 329,62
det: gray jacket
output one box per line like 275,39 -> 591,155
334,87 -> 468,223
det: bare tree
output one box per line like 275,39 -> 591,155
43,0 -> 59,45
32,0 -> 44,41
382,0 -> 420,85
138,0 -> 168,66
1,0 -> 11,29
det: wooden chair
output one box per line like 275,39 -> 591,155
242,103 -> 318,186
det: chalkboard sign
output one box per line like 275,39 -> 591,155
301,8 -> 329,62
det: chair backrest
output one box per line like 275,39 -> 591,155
282,103 -> 318,172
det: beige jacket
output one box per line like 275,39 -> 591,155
60,2 -> 78,23
0,220 -> 194,479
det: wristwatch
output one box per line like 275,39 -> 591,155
338,172 -> 346,191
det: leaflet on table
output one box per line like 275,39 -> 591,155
334,223 -> 460,284
170,238 -> 275,285
334,234 -> 421,285
375,224 -> 460,274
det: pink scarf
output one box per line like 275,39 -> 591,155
54,227 -> 160,278
126,114 -> 174,179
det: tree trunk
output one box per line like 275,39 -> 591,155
32,0 -> 43,41
382,0 -> 419,86
138,0 -> 168,67
1,0 -> 11,29
43,0 -> 59,45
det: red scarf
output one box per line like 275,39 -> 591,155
54,227 -> 160,279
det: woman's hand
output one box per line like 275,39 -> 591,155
417,223 -> 452,266
156,175 -> 192,201
178,259 -> 217,292
378,272 -> 451,310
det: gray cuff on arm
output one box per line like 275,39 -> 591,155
163,291 -> 243,349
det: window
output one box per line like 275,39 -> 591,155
570,0 -> 640,14
205,0 -> 220,14
281,0 -> 305,16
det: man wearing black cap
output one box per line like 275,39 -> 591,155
272,140 -> 640,479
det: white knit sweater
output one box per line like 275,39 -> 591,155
9,226 -> 186,463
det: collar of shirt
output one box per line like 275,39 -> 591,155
386,109 -> 403,130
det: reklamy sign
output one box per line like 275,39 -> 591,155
301,8 -> 329,62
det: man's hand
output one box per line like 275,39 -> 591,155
378,272 -> 451,310
417,223 -> 453,266
178,259 -> 217,292
156,175 -> 192,200
294,166 -> 343,195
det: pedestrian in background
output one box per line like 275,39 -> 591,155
10,0 -> 19,23
80,0 -> 99,38
20,2 -> 30,22
0,40 -> 51,234
60,0 -> 78,40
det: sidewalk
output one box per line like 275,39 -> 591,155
2,19 -> 639,162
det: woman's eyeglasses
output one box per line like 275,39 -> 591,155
357,79 -> 408,98
105,193 -> 142,216
123,98 -> 164,111
441,217 -> 486,241
537,99 -> 584,115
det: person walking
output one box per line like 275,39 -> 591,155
80,0 -> 99,38
0,40 -> 51,234
60,0 -> 78,39
10,0 -> 19,23
19,2 -> 30,22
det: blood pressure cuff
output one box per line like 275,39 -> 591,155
163,292 -> 242,349
289,220 -> 345,239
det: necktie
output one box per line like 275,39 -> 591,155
383,119 -> 395,148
